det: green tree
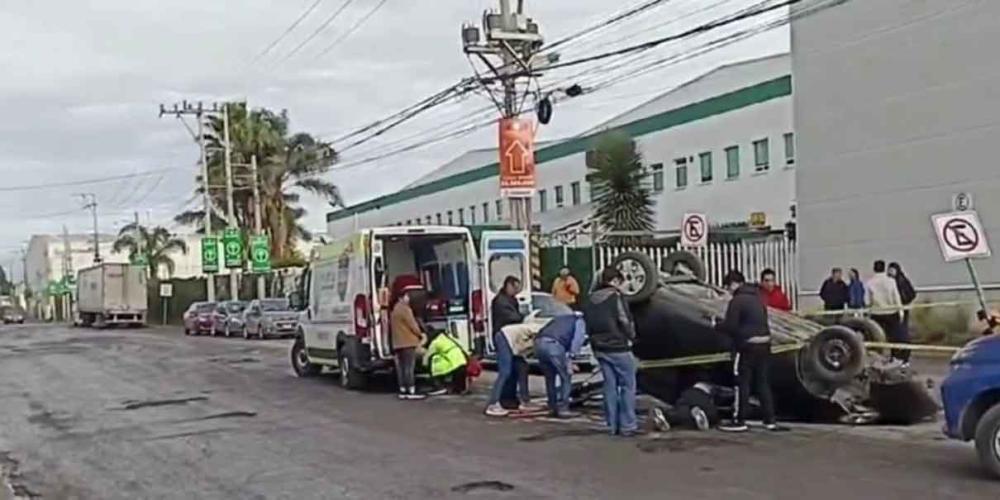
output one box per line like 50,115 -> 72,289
113,224 -> 189,278
174,102 -> 339,261
586,131 -> 655,244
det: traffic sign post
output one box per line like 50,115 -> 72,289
681,213 -> 708,247
250,235 -> 271,273
931,210 -> 993,318
222,227 -> 243,269
201,236 -> 219,274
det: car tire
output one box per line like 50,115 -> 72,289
611,251 -> 659,304
184,328 -> 191,336
661,250 -> 707,282
257,326 -> 265,340
975,404 -> 1000,479
839,316 -> 887,355
337,343 -> 367,390
803,325 -> 866,385
291,336 -> 320,377
242,326 -> 250,340
224,324 -> 231,338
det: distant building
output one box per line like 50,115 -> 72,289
327,54 -> 795,239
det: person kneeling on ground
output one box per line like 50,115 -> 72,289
391,287 -> 428,400
584,267 -> 640,437
650,382 -> 718,432
534,310 -> 587,418
423,330 -> 470,396
717,270 -> 788,432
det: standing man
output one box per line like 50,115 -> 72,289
484,276 -> 531,416
551,266 -> 581,307
583,267 -> 639,436
819,268 -> 850,311
759,268 -> 792,311
718,270 -> 786,432
534,311 -> 587,418
866,260 -> 907,365
888,262 -> 917,358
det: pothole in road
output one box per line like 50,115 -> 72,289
120,396 -> 209,411
451,481 -> 516,494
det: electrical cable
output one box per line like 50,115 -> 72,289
275,0 -> 357,65
0,168 -> 175,193
251,0 -> 327,63
313,0 -> 390,59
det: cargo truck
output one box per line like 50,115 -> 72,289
76,263 -> 147,328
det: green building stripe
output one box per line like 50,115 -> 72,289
328,74 -> 792,222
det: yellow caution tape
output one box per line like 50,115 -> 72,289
800,300 -> 981,317
863,342 -> 960,353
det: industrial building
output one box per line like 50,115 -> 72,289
328,53 -> 796,238
792,0 -> 1000,299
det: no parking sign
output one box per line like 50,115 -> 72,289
931,211 -> 991,262
681,213 -> 708,247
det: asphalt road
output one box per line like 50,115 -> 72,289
0,324 -> 995,500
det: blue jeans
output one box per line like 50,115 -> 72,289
488,332 -> 530,406
535,337 -> 571,415
595,351 -> 638,434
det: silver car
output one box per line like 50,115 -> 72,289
241,298 -> 298,340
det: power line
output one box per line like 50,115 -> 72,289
314,0 -> 390,59
0,168 -> 175,193
276,0 -> 358,64
251,0 -> 328,63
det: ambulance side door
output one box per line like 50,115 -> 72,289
479,230 -> 531,355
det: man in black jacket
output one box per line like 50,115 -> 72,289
819,267 -> 849,311
486,276 -> 531,414
717,270 -> 786,432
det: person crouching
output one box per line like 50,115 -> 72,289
534,311 -> 587,418
423,329 -> 469,395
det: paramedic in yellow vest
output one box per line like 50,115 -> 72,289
551,267 -> 581,307
423,330 -> 469,395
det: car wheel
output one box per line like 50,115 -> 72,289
291,336 -> 320,377
661,250 -> 707,282
838,316 -> 887,355
242,326 -> 250,340
184,327 -> 191,336
611,251 -> 659,304
225,324 -> 232,338
803,325 -> 865,385
257,326 -> 265,340
337,345 -> 367,390
975,404 -> 1000,479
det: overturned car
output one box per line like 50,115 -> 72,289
581,251 -> 938,425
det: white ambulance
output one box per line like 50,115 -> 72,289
289,226 -> 530,389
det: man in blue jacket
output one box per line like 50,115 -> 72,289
534,312 -> 587,418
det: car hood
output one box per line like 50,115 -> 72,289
262,312 -> 298,322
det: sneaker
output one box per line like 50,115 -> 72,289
620,429 -> 647,438
764,423 -> 790,432
650,408 -> 671,432
690,407 -> 711,431
397,392 -> 408,400
407,393 -> 427,401
718,421 -> 749,433
427,388 -> 448,396
518,402 -> 542,412
485,403 -> 509,417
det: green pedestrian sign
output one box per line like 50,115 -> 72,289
250,235 -> 271,273
223,227 -> 243,269
201,236 -> 220,274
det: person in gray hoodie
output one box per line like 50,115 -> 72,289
583,266 -> 639,436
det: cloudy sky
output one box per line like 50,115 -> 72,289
0,0 -> 787,273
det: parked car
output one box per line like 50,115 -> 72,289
573,250 -> 938,425
941,334 -> 1000,479
1,306 -> 25,324
212,301 -> 247,337
183,302 -> 216,335
241,298 -> 298,339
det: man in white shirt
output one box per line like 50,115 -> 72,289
865,260 -> 909,365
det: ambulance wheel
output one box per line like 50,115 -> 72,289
291,336 -> 320,377
338,342 -> 367,390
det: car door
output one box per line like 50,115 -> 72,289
480,230 -> 531,354
245,301 -> 259,332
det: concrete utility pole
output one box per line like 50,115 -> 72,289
462,0 -> 544,230
158,101 -> 221,302
222,104 -> 239,301
62,225 -> 73,321
79,193 -> 101,264
250,155 -> 266,299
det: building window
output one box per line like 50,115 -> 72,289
458,208 -> 465,225
554,185 -> 564,207
650,163 -> 664,192
753,138 -> 770,172
725,146 -> 740,179
699,152 -> 713,183
784,132 -> 795,165
495,200 -> 503,220
538,189 -> 547,212
675,158 -> 688,189
570,181 -> 581,205
447,211 -> 453,225
482,202 -> 489,223
436,213 -> 442,225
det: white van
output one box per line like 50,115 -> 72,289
289,226 -> 531,389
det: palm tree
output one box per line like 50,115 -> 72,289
174,103 -> 339,261
113,224 -> 189,278
586,131 -> 655,245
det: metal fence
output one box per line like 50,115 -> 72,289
594,236 -> 798,308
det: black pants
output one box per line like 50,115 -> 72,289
434,368 -> 468,394
395,347 -> 417,391
872,313 -> 909,362
732,343 -> 775,425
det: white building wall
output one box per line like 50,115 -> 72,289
329,55 -> 794,238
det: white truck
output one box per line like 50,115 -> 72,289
289,226 -> 531,388
76,263 -> 148,328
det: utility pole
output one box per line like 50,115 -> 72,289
222,104 -> 239,301
61,225 -> 73,322
159,101 -> 221,302
134,211 -> 145,276
250,155 -> 266,299
462,0 -> 544,231
79,193 -> 101,264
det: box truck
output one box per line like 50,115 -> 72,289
76,263 -> 147,328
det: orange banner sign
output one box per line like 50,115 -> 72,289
498,118 -> 536,198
